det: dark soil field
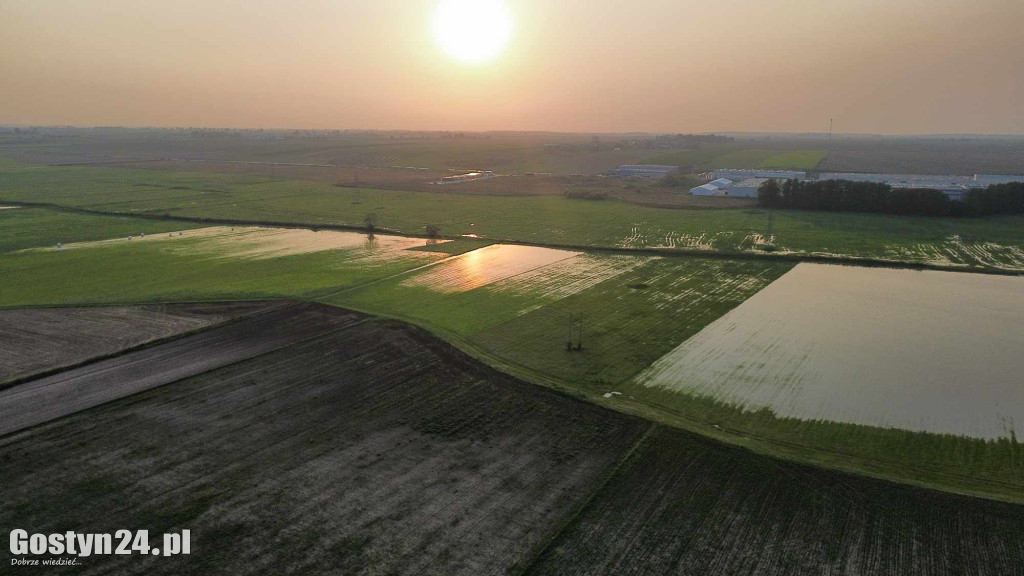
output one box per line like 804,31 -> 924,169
2,304 -> 1021,575
0,302 -> 356,435
528,426 -> 1024,576
0,306 -> 648,575
0,301 -> 276,385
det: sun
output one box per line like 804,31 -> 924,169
432,0 -> 514,65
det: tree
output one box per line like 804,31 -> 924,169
757,179 -> 781,207
364,212 -> 378,234
425,224 -> 441,238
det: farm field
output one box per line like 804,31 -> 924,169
2,162 -> 1023,272
0,307 -> 650,576
333,252 -> 791,384
758,149 -> 827,170
2,305 -> 1021,575
0,225 -> 449,307
0,205 -> 204,253
528,425 -> 1024,576
4,129 -> 1022,176
90,160 -> 749,209
0,302 -> 355,436
817,137 -> 1024,175
326,248 -> 1024,501
641,147 -> 826,171
0,301 -> 277,385
0,218 -> 1021,499
0,129 -> 657,174
632,264 -> 1024,439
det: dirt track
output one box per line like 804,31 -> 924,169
0,301 -> 278,385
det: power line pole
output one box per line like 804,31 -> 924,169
577,311 -> 583,350
566,312 -> 584,351
567,312 -> 574,351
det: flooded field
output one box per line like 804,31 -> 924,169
885,236 -> 1024,271
635,263 -> 1024,439
486,253 -> 648,301
41,226 -> 444,261
401,244 -> 581,293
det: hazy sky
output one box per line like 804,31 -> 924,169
2,0 -> 1022,134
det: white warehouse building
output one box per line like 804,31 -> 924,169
725,178 -> 769,198
707,169 -> 806,181
690,178 -> 734,196
689,177 -> 765,198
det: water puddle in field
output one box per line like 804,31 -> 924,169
635,263 -> 1024,439
401,244 -> 581,293
488,253 -> 648,300
32,226 -> 447,262
885,236 -> 1024,272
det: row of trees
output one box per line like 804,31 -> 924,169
962,183 -> 1024,216
758,179 -> 1024,217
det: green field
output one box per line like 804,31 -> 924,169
2,217 -> 1018,502
0,228 -> 444,307
0,206 -> 204,253
758,149 -> 827,169
328,254 -> 792,386
2,161 -> 1023,272
322,248 -> 1022,502
642,146 -> 826,171
1,152 -> 1022,502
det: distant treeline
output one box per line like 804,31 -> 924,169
648,133 -> 734,149
563,190 -> 608,200
758,179 -> 1024,217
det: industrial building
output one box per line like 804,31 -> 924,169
615,165 -> 679,178
690,169 -> 1021,201
725,178 -> 768,198
817,173 -> 1021,201
704,169 -> 806,181
690,178 -> 734,196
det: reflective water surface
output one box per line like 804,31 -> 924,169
636,263 -> 1024,439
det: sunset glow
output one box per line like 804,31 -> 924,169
432,0 -> 514,64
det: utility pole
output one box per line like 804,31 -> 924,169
566,312 -> 584,351
567,312 -> 574,351
577,312 -> 583,350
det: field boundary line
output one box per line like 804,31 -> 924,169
0,300 -> 293,391
512,423 -> 661,576
0,306 -> 371,439
314,301 -> 1024,505
3,200 -> 1021,277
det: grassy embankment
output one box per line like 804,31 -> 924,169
1,160 -> 1022,271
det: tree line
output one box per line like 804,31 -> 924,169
758,179 -> 1024,217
